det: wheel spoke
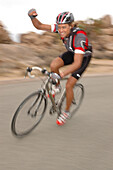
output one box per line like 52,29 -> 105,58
28,94 -> 40,115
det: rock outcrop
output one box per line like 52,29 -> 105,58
0,21 -> 13,44
79,15 -> 113,59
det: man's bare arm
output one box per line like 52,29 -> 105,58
28,8 -> 51,32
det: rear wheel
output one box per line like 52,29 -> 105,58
11,91 -> 47,137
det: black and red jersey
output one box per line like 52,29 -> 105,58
51,24 -> 92,55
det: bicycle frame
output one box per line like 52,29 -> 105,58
26,66 -> 69,115
40,75 -> 66,114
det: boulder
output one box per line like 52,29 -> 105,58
93,49 -> 113,59
97,35 -> 113,51
0,44 -> 45,77
93,49 -> 105,59
0,21 -> 13,44
21,31 -> 61,47
100,15 -> 112,28
100,28 -> 113,35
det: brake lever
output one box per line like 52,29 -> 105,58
24,67 -> 33,79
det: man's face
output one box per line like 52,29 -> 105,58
58,24 -> 71,38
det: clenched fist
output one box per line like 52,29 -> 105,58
28,8 -> 37,19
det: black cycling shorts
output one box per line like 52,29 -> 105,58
59,51 -> 92,80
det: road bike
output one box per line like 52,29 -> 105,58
11,66 -> 84,137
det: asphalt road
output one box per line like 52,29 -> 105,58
0,75 -> 113,170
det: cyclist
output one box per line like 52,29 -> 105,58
28,9 -> 92,126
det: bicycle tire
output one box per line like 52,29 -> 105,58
59,83 -> 84,117
11,90 -> 47,137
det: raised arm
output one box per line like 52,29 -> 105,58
28,8 -> 51,32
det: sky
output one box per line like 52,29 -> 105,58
0,0 -> 113,41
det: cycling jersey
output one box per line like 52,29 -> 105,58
51,24 -> 92,55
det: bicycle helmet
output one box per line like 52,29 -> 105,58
56,12 -> 74,24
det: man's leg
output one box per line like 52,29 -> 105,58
56,76 -> 77,125
65,76 -> 77,111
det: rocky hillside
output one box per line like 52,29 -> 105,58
81,15 -> 113,60
0,15 -> 113,78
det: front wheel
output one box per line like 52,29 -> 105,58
59,83 -> 84,117
11,90 -> 47,137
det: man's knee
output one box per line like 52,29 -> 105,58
66,81 -> 72,90
66,77 -> 77,90
50,57 -> 64,71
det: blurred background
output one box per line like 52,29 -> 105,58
0,0 -> 113,79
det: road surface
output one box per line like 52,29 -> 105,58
0,75 -> 113,170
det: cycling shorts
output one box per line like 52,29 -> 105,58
59,51 -> 92,80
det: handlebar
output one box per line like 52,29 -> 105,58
25,66 -> 61,80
